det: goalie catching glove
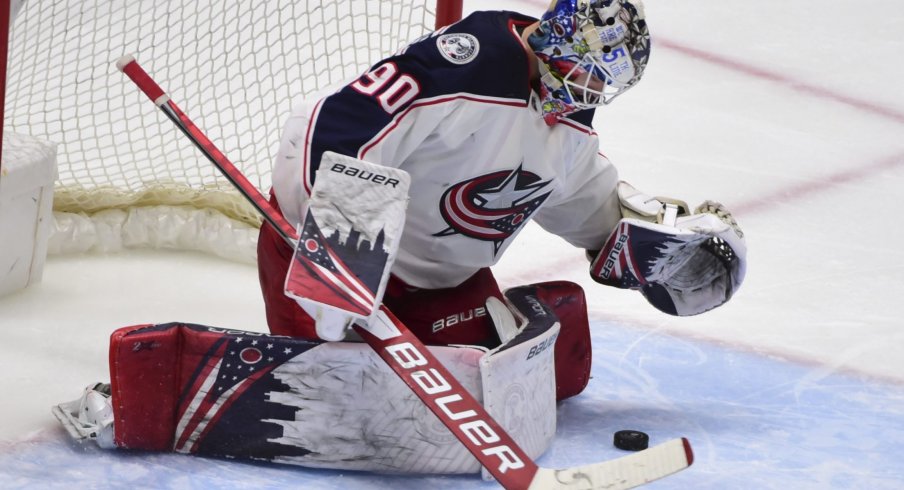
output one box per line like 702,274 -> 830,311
590,182 -> 747,316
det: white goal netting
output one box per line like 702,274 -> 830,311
4,0 -> 446,261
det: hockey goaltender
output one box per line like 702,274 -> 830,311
54,0 -> 743,486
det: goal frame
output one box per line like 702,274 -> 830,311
0,0 -> 10,166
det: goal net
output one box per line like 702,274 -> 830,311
4,0 -> 460,261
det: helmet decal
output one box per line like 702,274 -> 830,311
528,0 -> 651,124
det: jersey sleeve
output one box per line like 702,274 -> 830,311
305,58 -> 440,175
531,136 -> 622,250
304,11 -> 532,182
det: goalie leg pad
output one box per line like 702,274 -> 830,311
502,281 -> 592,401
108,323 -> 323,452
95,318 -> 558,475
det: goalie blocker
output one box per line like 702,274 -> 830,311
54,282 -> 594,475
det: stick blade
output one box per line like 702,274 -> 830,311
528,438 -> 693,490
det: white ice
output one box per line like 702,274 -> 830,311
2,0 -> 903,488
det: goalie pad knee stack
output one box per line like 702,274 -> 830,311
590,182 -> 747,316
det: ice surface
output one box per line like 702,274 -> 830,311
2,318 -> 902,488
2,0 -> 903,488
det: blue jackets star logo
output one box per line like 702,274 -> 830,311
434,165 -> 552,254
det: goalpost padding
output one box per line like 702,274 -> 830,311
0,132 -> 56,297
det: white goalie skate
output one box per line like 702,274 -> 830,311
52,382 -> 115,448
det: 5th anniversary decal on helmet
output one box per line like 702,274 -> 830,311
436,33 -> 480,64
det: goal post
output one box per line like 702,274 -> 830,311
1,0 -> 463,262
436,0 -> 463,30
0,0 -> 9,167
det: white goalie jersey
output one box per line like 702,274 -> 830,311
271,10 -> 621,289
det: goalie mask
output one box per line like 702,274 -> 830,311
527,0 -> 651,124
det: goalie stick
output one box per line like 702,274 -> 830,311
116,55 -> 693,489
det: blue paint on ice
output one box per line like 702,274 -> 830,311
1,321 -> 902,489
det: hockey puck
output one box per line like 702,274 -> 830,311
613,430 -> 649,451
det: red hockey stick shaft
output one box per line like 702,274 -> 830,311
116,55 -> 539,489
115,55 -> 298,246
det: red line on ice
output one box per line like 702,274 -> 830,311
657,38 -> 904,125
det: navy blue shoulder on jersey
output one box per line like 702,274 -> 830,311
403,10 -> 536,101
303,11 -> 537,187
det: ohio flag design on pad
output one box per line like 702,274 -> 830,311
109,323 -> 321,459
172,329 -> 304,453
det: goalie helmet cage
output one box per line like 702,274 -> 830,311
0,0 -> 462,259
